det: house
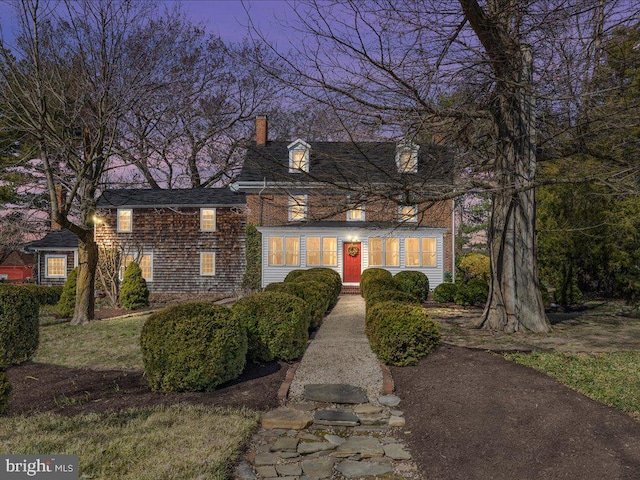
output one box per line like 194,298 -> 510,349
94,188 -> 246,295
26,229 -> 79,286
0,250 -> 35,282
231,116 -> 455,289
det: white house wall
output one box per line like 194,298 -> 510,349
258,226 -> 446,288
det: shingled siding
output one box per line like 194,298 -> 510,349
95,207 -> 245,294
37,250 -> 77,286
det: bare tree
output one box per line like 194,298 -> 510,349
250,0 -> 639,333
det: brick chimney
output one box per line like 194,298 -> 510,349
51,185 -> 65,231
256,115 -> 268,146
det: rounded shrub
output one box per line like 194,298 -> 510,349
264,281 -> 328,329
0,371 -> 10,414
284,270 -> 307,283
140,302 -> 247,393
361,276 -> 399,300
0,285 -> 39,365
56,267 -> 77,318
365,288 -> 419,314
231,292 -> 310,362
394,271 -> 430,303
458,253 -> 490,283
366,301 -> 440,366
19,284 -> 62,305
433,282 -> 458,303
454,278 -> 489,306
360,268 -> 392,296
119,262 -> 149,310
290,269 -> 342,307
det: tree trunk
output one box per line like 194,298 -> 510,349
71,235 -> 98,325
475,46 -> 551,333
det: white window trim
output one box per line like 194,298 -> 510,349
200,208 -> 217,232
117,208 -> 133,232
306,236 -> 338,267
399,205 -> 418,223
346,197 -> 365,221
368,237 -> 400,267
287,139 -> 311,173
44,254 -> 67,278
200,252 -> 216,276
405,237 -> 438,268
120,251 -> 153,282
268,236 -> 301,266
288,194 -> 308,221
396,141 -> 419,173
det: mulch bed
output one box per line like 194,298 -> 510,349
392,344 -> 640,480
6,360 -> 287,417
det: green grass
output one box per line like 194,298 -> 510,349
0,404 -> 259,480
34,314 -> 149,370
506,351 -> 640,420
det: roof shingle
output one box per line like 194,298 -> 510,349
97,188 -> 246,208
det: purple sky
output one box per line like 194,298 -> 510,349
0,0 -> 292,46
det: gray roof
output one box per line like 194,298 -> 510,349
258,221 -> 447,230
97,188 -> 246,208
25,229 -> 78,250
236,141 -> 453,185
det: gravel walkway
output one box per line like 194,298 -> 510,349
288,295 -> 383,402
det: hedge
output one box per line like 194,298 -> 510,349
0,285 -> 39,365
140,303 -> 247,393
231,292 -> 310,362
454,278 -> 489,306
394,271 -> 430,302
458,252 -> 490,283
287,268 -> 342,308
56,267 -> 77,318
361,276 -> 399,300
119,262 -> 149,310
265,281 -> 331,329
15,284 -> 62,305
366,300 -> 440,366
365,288 -> 420,313
433,282 -> 458,303
360,268 -> 392,298
0,371 -> 10,414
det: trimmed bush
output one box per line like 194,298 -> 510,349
56,267 -> 77,318
365,288 -> 419,313
458,253 -> 490,283
267,281 -> 331,330
0,371 -> 10,414
0,285 -> 39,365
119,262 -> 149,310
454,279 -> 489,306
264,282 -> 306,298
289,268 -> 342,308
18,284 -> 62,305
284,270 -> 307,283
360,268 -> 392,297
366,301 -> 440,366
433,282 -> 458,303
394,271 -> 430,303
231,292 -> 310,362
140,302 -> 247,393
361,276 -> 399,300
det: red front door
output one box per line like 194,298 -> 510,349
343,242 -> 362,283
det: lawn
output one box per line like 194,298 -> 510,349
6,313 -> 265,479
506,351 -> 640,420
0,404 -> 258,480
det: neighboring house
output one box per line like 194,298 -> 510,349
0,250 -> 35,282
231,116 -> 455,289
25,229 -> 79,286
95,188 -> 246,295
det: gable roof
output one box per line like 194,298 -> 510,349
25,229 -> 78,251
97,188 -> 246,208
235,141 -> 453,186
0,250 -> 34,266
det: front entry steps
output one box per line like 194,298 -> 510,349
340,285 -> 361,295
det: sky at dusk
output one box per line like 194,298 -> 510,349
0,0 -> 293,46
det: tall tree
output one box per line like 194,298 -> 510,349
252,0 -> 639,332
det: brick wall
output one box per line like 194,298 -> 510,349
95,206 -> 245,294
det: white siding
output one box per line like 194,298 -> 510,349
258,226 -> 447,289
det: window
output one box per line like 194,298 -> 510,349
268,236 -> 300,266
200,208 -> 216,231
288,194 -> 307,221
45,255 -> 67,278
406,237 -> 437,267
117,209 -> 132,232
368,237 -> 399,267
399,205 -> 418,223
200,252 -> 216,276
288,139 -> 311,172
396,141 -> 419,173
347,198 -> 365,221
121,253 -> 153,281
306,237 -> 337,266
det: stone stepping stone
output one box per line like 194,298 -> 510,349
353,404 -> 383,415
271,436 -> 299,452
261,408 -> 312,430
302,457 -> 336,479
334,436 -> 384,458
276,464 -> 303,476
383,443 -> 412,460
304,384 -> 368,404
336,460 -> 393,478
325,434 -> 346,446
254,452 -> 278,466
388,415 -> 406,427
298,442 -> 337,454
255,465 -> 277,477
357,413 -> 388,426
314,409 -> 359,427
378,394 -> 401,407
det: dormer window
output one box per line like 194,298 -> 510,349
288,139 -> 310,173
396,141 -> 419,173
